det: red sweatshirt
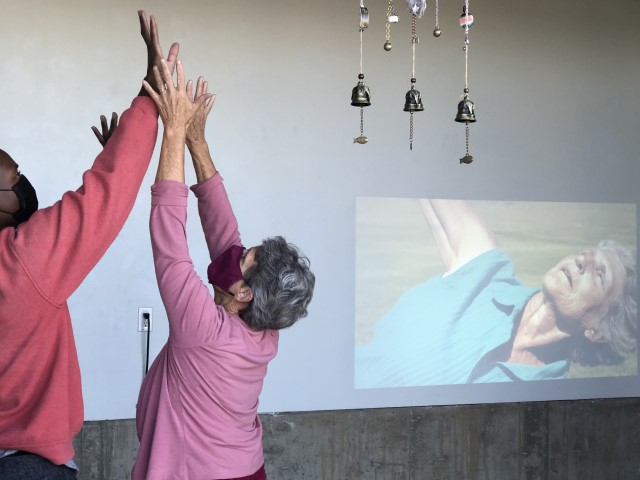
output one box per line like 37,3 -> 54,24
0,96 -> 158,465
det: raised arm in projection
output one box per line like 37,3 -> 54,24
420,199 -> 497,275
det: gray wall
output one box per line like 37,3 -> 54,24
3,0 -> 638,419
73,398 -> 640,479
4,2 -> 638,478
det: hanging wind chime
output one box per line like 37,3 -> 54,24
433,0 -> 441,37
383,0 -> 399,52
351,0 -> 371,145
455,1 -> 476,164
403,0 -> 426,151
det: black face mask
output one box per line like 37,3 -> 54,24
0,175 -> 39,224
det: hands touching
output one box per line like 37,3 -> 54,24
91,112 -> 118,147
138,10 -> 214,183
138,10 -> 180,97
93,11 -> 175,147
144,59 -> 213,183
93,11 -> 214,181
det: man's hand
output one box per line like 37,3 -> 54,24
91,112 -> 118,147
186,77 -> 216,148
138,10 -> 180,96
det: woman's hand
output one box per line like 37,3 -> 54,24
186,77 -> 216,148
144,59 -> 213,183
143,60 -> 212,131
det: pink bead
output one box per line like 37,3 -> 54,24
459,14 -> 474,28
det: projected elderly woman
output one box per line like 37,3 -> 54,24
355,199 -> 637,388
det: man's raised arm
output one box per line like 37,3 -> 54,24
11,10 -> 176,305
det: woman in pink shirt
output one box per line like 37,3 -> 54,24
132,60 -> 315,480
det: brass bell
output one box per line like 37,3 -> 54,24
351,76 -> 371,107
455,95 -> 476,123
403,86 -> 424,112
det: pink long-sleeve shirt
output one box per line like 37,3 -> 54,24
133,175 -> 278,480
0,96 -> 159,465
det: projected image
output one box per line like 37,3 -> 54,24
355,198 -> 637,388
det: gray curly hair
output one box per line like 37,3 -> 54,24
572,240 -> 637,365
240,236 -> 315,331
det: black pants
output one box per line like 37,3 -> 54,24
0,452 -> 77,480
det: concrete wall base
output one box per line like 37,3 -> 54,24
73,397 -> 640,480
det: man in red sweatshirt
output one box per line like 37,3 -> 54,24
0,11 -> 178,479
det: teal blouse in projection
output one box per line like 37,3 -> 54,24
355,249 -> 569,388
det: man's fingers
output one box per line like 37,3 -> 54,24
91,126 -> 105,146
138,10 -> 149,40
149,15 -> 160,52
109,112 -> 118,133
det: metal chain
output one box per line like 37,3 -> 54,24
466,124 -> 470,155
360,108 -> 364,135
412,14 -> 417,79
410,14 -> 417,151
465,0 -> 471,161
386,0 -> 392,42
410,112 -> 414,151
